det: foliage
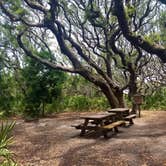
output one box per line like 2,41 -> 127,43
158,11 -> 166,46
143,88 -> 166,110
22,56 -> 66,118
126,4 -> 136,18
64,95 -> 90,110
0,72 -> 14,117
0,121 -> 18,166
52,95 -> 109,112
0,0 -> 166,113
84,2 -> 106,26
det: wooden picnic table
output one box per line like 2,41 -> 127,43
107,108 -> 130,120
79,112 -> 116,136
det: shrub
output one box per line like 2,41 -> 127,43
64,95 -> 90,111
50,95 -> 109,112
142,88 -> 166,110
0,121 -> 18,165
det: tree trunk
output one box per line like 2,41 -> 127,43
115,89 -> 125,108
128,68 -> 138,113
99,84 -> 125,108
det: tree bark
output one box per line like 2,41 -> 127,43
128,67 -> 138,113
99,84 -> 125,108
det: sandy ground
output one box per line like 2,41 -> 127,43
9,111 -> 166,166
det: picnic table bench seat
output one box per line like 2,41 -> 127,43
124,114 -> 136,124
101,120 -> 126,138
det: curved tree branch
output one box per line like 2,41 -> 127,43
17,30 -> 79,73
113,0 -> 166,63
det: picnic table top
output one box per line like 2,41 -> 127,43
80,112 -> 116,120
108,108 -> 129,112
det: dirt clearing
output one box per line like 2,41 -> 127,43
10,111 -> 166,166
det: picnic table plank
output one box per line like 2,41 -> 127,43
80,113 -> 116,120
107,108 -> 130,120
107,108 -> 129,112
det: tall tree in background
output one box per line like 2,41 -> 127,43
22,54 -> 66,117
0,0 -> 165,108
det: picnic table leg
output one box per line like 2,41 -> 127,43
114,126 -> 119,132
80,119 -> 89,136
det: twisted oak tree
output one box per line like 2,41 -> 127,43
0,0 -> 165,108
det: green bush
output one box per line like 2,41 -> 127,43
142,88 -> 166,110
88,97 -> 109,110
45,97 -> 64,113
49,95 -> 109,112
64,95 -> 90,110
0,121 -> 18,165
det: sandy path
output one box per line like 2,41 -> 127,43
10,111 -> 166,166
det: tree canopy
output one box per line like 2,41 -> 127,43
0,0 -> 166,108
